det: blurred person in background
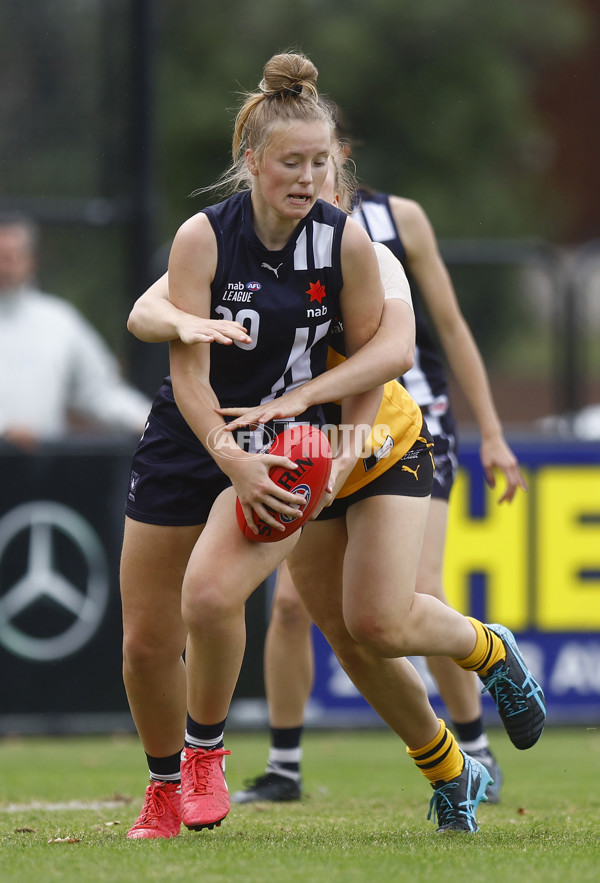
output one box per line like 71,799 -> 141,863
0,215 -> 151,450
540,404 -> 600,440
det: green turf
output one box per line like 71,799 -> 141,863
1,727 -> 598,882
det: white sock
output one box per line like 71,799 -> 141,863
459,734 -> 490,754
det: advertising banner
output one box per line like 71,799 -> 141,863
1,437 -> 598,731
309,438 -> 600,726
0,440 -> 267,733
0,442 -> 133,732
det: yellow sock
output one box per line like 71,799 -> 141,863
453,617 -> 506,677
407,719 -> 464,785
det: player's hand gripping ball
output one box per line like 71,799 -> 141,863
236,424 -> 332,542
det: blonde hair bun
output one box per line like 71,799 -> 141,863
259,53 -> 319,100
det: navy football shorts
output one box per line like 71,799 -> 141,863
125,418 -> 231,526
124,416 -> 457,528
418,403 -> 458,502
430,432 -> 458,502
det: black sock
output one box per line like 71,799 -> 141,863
184,714 -> 227,750
267,726 -> 303,778
146,750 -> 182,783
452,717 -> 484,744
271,726 -> 303,750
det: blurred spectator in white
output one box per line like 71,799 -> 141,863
0,215 -> 150,450
571,405 -> 600,439
541,405 -> 600,440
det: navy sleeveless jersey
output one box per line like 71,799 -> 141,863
352,189 -> 449,410
148,190 -> 346,450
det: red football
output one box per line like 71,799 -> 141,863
236,424 -> 332,543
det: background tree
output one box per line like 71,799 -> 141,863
0,0 -> 593,412
157,0 -> 586,240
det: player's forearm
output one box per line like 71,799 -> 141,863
299,357 -> 387,410
128,295 -> 183,343
172,378 -> 251,478
299,319 -> 412,414
168,340 -> 245,477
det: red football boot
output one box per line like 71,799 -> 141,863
180,746 -> 231,831
127,781 -> 181,840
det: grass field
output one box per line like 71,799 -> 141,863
1,726 -> 598,882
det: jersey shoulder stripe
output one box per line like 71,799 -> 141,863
354,200 -> 397,243
294,219 -> 336,270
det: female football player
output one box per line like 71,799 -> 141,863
126,129 -> 544,839
122,50 -> 390,840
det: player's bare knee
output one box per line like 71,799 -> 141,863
181,582 -> 238,632
272,592 -> 311,633
346,612 -> 410,657
123,631 -> 177,675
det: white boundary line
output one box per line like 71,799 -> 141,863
0,799 -> 132,813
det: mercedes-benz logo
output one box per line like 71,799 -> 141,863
0,501 -> 109,661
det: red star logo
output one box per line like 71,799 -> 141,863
306,281 -> 326,304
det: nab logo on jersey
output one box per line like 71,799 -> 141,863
306,280 -> 327,318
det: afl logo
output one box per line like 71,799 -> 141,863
246,281 -> 261,291
280,484 -> 311,523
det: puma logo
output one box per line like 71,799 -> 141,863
261,261 -> 284,278
401,464 -> 421,480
